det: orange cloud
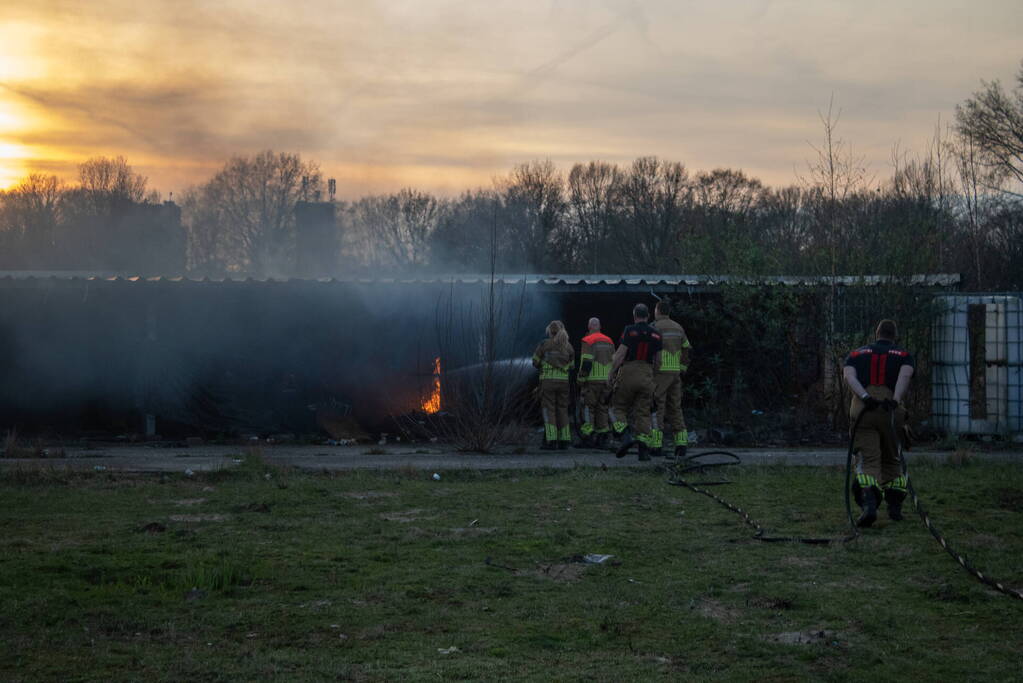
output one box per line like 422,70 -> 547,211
1,0 -> 1020,196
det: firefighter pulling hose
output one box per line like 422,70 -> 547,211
842,319 -> 914,527
669,402 -> 1023,601
663,317 -> 1022,600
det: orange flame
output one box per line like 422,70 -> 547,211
421,356 -> 441,413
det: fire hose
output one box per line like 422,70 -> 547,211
665,407 -> 1023,600
888,410 -> 1023,601
664,411 -> 862,545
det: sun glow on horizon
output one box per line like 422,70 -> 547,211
0,167 -> 20,190
0,2 -> 1019,196
0,42 -> 40,190
0,141 -> 30,190
0,97 -> 40,190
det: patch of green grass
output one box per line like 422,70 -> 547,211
0,460 -> 1021,681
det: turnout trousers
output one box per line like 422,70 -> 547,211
540,379 -> 571,443
611,362 -> 654,444
850,385 -> 908,500
579,382 -> 610,436
651,372 -> 688,449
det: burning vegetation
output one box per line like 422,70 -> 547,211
422,357 -> 442,414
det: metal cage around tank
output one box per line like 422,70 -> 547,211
931,294 -> 1023,438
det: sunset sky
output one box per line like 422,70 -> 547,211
0,0 -> 1020,198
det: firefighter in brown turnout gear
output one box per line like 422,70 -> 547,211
650,299 -> 692,458
609,303 -> 662,461
843,319 -> 915,527
533,320 -> 575,450
576,317 -> 615,448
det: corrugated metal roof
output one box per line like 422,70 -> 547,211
0,271 -> 962,287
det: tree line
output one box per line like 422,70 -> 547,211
2,61 -> 1022,288
0,156 -> 184,274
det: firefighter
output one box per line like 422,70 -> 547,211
608,303 -> 662,461
576,317 -> 615,448
843,319 -> 915,527
650,299 -> 692,458
532,320 -> 574,450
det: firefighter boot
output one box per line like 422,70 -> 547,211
857,487 -> 880,528
540,439 -> 557,451
595,432 -> 610,449
637,441 -> 651,461
674,444 -> 687,461
574,434 -> 594,449
615,428 -> 636,458
558,440 -> 570,450
649,428 -> 664,458
885,487 -> 907,521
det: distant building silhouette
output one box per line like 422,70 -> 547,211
294,201 -> 338,277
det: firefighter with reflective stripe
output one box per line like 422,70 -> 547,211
609,303 -> 662,461
650,299 -> 692,458
532,320 -> 575,450
843,319 -> 915,527
576,317 -> 615,448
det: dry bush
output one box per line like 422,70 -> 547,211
2,430 -> 48,458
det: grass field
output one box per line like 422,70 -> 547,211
2,453 -> 1022,681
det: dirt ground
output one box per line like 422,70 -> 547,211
2,442 -> 1020,473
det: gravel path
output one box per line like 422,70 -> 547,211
2,443 -> 1020,473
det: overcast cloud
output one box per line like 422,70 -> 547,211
0,0 -> 1020,195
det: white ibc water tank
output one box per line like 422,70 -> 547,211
932,295 -> 1022,436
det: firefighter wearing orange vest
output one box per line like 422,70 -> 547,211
576,317 -> 615,448
843,319 -> 915,527
650,299 -> 692,458
532,320 -> 575,450
609,303 -> 662,461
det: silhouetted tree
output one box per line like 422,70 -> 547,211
689,168 -> 768,273
955,59 -> 1023,194
498,160 -> 568,271
0,174 -> 63,267
566,161 -> 623,273
428,190 -> 502,273
615,156 -> 689,272
181,150 -> 321,276
347,188 -> 442,270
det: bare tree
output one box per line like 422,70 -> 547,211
884,122 -> 958,274
179,185 -> 227,276
955,59 -> 1023,195
342,198 -> 386,271
692,168 -> 765,215
690,168 -> 768,273
427,190 -> 501,272
499,160 -> 568,271
182,150 -> 321,276
0,174 -> 64,265
78,156 -> 154,208
348,188 -> 442,270
798,98 -> 872,429
395,189 -> 442,269
758,185 -> 812,271
616,156 -> 689,271
566,161 -> 622,273
949,130 -> 987,286
798,97 -> 872,276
